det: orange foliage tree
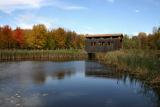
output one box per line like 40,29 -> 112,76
1,25 -> 13,49
12,27 -> 24,49
0,24 -> 85,50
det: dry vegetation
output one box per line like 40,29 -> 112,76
0,49 -> 87,61
96,49 -> 160,87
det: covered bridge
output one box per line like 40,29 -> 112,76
85,34 -> 123,53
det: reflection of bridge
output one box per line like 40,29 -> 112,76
85,34 -> 123,59
85,61 -> 123,79
85,71 -> 123,79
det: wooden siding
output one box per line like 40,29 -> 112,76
85,34 -> 123,53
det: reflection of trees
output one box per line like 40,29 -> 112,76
51,70 -> 75,80
85,61 -> 160,107
137,84 -> 160,107
123,73 -> 160,107
32,70 -> 46,85
31,66 -> 76,84
153,88 -> 160,107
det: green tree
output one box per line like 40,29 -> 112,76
45,31 -> 56,50
122,35 -> 140,49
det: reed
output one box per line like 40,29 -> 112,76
96,49 -> 160,86
0,49 -> 87,61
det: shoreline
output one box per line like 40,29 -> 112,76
0,50 -> 87,61
96,49 -> 160,88
1,49 -> 160,88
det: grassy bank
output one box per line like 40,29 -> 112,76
0,49 -> 87,61
96,49 -> 160,87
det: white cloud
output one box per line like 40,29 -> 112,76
14,13 -> 58,29
62,6 -> 88,10
0,0 -> 88,13
51,0 -> 88,11
0,0 -> 52,13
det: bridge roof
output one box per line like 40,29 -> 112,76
85,34 -> 123,38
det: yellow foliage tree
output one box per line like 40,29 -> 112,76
31,24 -> 47,49
54,28 -> 66,49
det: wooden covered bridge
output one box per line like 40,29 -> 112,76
85,34 -> 123,59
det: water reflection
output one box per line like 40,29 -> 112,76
85,61 -> 127,81
85,61 -> 160,107
32,70 -> 46,85
51,70 -> 76,80
0,61 -> 79,87
30,62 -> 77,84
0,61 -> 159,107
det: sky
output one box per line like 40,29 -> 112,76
0,0 -> 160,35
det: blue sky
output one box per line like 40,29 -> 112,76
0,0 -> 160,35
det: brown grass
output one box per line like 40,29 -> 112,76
96,49 -> 160,86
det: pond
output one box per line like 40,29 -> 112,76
0,61 -> 159,107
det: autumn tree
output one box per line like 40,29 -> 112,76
122,35 -> 138,49
155,33 -> 160,50
31,24 -> 47,49
147,27 -> 160,50
1,25 -> 13,49
54,28 -> 66,49
75,35 -> 85,49
23,26 -> 84,50
23,29 -> 34,49
138,32 -> 148,49
152,27 -> 160,49
45,31 -> 56,50
66,31 -> 77,49
12,27 -> 24,49
122,35 -> 140,49
0,26 -> 2,49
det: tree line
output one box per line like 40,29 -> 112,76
1,24 -> 160,50
0,24 -> 84,50
123,26 -> 160,50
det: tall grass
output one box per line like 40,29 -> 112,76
96,49 -> 160,86
0,49 -> 87,61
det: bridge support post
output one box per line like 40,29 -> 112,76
88,53 -> 96,60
